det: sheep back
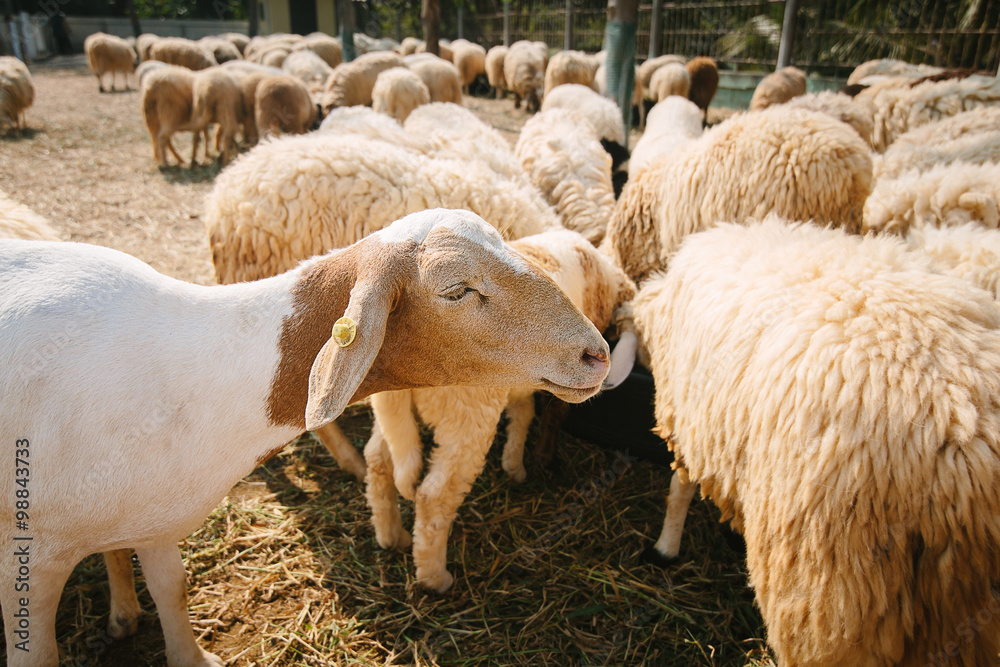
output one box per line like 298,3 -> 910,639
749,65 -> 806,110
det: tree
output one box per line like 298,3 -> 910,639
125,0 -> 142,36
421,0 -> 439,56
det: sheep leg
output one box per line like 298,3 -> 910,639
134,545 -> 224,667
363,419 -> 412,549
370,390 -> 423,500
96,71 -> 105,93
1,550 -> 73,666
513,92 -> 522,109
412,414 -> 500,593
104,549 -> 141,639
647,469 -> 697,563
165,135 -> 185,167
501,390 -> 535,482
190,129 -> 201,169
312,420 -> 367,481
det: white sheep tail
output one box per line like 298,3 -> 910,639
603,330 -> 637,390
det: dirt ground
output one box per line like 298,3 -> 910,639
1,57 -> 766,667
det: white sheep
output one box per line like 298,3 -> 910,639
647,61 -> 689,102
603,105 -> 873,283
84,32 -> 137,92
627,96 -> 703,178
292,34 -> 342,69
0,208 -> 611,667
135,33 -> 160,62
0,56 -> 33,133
485,44 -> 507,98
371,67 -> 430,123
540,82 -> 625,146
874,106 -> 1000,180
281,48 -> 333,97
781,89 -> 876,147
543,49 -> 598,95
748,65 -> 806,110
847,57 -> 943,86
863,161 -> 1000,235
148,37 -> 218,71
415,40 -> 454,62
0,190 -> 59,241
396,36 -> 421,56
197,36 -> 242,64
366,228 -> 632,591
219,32 -> 250,56
451,41 -> 487,94
404,53 -> 462,104
636,54 -> 685,97
619,216 -> 1000,666
321,51 -> 404,113
504,40 -> 547,112
515,108 -> 616,245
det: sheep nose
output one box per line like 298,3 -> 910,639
582,346 -> 610,368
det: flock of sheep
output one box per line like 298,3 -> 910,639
3,24 -> 1000,667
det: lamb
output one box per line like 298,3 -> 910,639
0,208 -> 611,667
451,41 -> 487,94
365,228 -> 632,591
603,105 -> 873,283
149,37 -> 218,71
874,106 -> 1000,180
685,56 -> 718,120
140,64 -> 198,167
515,108 -> 616,245
254,74 -> 317,137
281,48 -> 333,96
627,96 -> 703,178
485,44 -> 507,98
636,54 -> 685,96
782,89 -> 876,146
371,67 -> 430,123
504,40 -> 547,112
0,56 -> 33,133
321,51 -> 404,113
863,161 -> 1000,236
619,216 -> 1000,666
0,190 -> 59,241
543,49 -> 597,95
748,65 -> 806,110
84,32 -> 137,92
404,54 -> 462,104
647,61 -> 689,102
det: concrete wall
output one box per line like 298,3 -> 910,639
715,71 -> 848,109
64,16 -> 250,52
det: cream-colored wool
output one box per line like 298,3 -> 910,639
540,83 -> 625,145
516,108 -> 615,245
627,96 -> 703,178
292,34 -> 342,69
190,67 -> 245,166
485,44 -> 507,97
648,62 -> 689,102
197,37 -> 241,64
135,59 -> 168,85
366,229 -> 635,592
244,34 -> 301,63
414,40 -> 454,62
847,58 -> 943,86
135,33 -> 159,62
452,42 -> 486,93
396,36 -> 420,56
543,49 -> 597,95
874,106 -> 1000,180
371,67 -> 430,123
404,55 -> 462,104
84,33 -> 137,92
148,37 -> 217,71
140,64 -> 197,166
504,40 -> 547,112
864,161 -> 1000,235
783,90 -> 875,146
319,105 -> 420,145
604,105 -> 873,283
259,47 -> 289,69
0,56 -> 33,132
255,74 -> 316,137
321,51 -> 404,112
281,49 -> 332,96
221,61 -> 285,146
907,223 -> 1000,299
749,65 -> 806,110
629,216 -> 1000,666
636,54 -> 685,97
219,32 -> 249,55
0,190 -> 59,241
203,131 -> 561,283
684,56 -> 718,119
857,74 -> 1000,152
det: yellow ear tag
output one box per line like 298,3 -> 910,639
331,316 -> 357,347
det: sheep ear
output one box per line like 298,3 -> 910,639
305,280 -> 394,430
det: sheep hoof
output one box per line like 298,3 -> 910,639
418,569 -> 454,593
641,545 -> 679,568
193,649 -> 225,666
504,465 -> 527,483
106,611 -> 139,639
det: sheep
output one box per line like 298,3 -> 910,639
0,56 -> 33,133
847,57 -> 943,86
321,51 -> 404,113
149,37 -> 218,71
189,67 -> 246,167
874,106 -> 1000,180
485,44 -> 507,98
0,207 -> 612,667
219,32 -> 250,55
685,56 -> 718,120
647,61 -> 689,102
863,161 -> 1000,236
371,67 -> 430,123
627,96 -> 703,178
254,74 -> 317,138
451,41 -> 486,95
84,32 -> 137,92
404,54 -> 462,104
620,216 -> 1000,666
140,64 -> 198,167
293,34 -> 342,69
135,33 -> 160,62
203,129 -> 563,285
539,83 -> 629,171
504,39 -> 547,112
281,48 -> 333,96
603,105 -> 873,283
858,74 -> 1000,152
515,108 -> 616,245
396,36 -> 421,56
197,36 -> 242,64
220,60 -> 285,146
749,65 -> 807,110
260,47 -> 290,69
636,54 -> 685,97
782,89 -> 876,147
543,49 -> 597,95
415,40 -> 454,62
0,190 -> 59,241
907,222 -> 1000,299
365,228 -> 632,591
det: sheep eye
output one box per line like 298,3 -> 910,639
442,285 -> 473,301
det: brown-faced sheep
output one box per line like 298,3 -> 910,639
685,56 -> 718,120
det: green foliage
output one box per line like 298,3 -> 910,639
27,0 -> 246,19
